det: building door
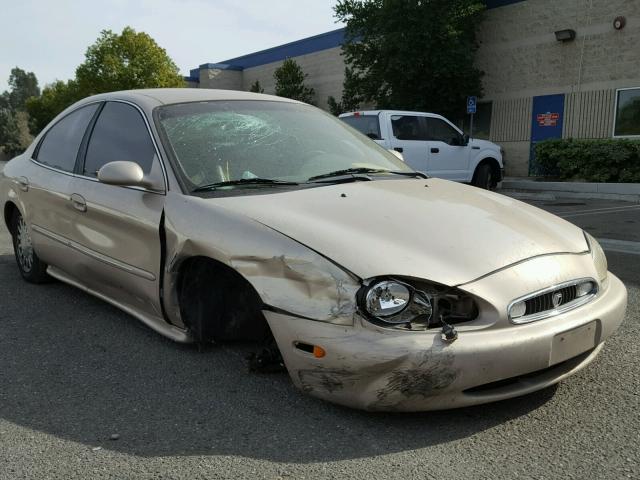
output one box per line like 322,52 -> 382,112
529,94 -> 565,175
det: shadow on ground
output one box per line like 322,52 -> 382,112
0,254 -> 558,462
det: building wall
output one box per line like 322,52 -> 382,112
189,0 -> 640,176
242,47 -> 345,109
477,0 -> 640,174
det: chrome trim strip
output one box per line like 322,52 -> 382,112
31,224 -> 156,281
508,277 -> 598,324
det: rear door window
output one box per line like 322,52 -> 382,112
391,115 -> 428,140
83,102 -> 156,177
341,115 -> 382,140
36,104 -> 99,172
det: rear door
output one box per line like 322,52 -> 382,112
424,116 -> 470,181
25,103 -> 100,271
387,114 -> 429,173
67,101 -> 167,318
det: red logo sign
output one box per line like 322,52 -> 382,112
537,112 -> 560,127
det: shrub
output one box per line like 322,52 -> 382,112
535,138 -> 640,183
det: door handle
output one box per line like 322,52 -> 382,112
17,177 -> 29,192
394,147 -> 404,153
430,148 -> 440,154
70,193 -> 87,213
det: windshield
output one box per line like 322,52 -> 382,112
155,100 -> 411,191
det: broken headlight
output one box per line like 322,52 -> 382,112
358,278 -> 478,330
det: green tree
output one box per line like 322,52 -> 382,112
249,80 -> 264,93
0,67 -> 40,157
334,0 -> 485,118
26,27 -> 184,135
76,27 -> 184,95
26,80 -> 82,135
274,58 -> 315,104
327,67 -> 362,115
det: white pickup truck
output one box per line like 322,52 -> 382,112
339,110 -> 504,189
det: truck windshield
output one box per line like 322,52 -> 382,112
156,101 -> 408,191
340,114 -> 382,140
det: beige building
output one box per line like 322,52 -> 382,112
186,0 -> 640,176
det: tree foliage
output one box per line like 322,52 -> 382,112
26,27 -> 184,135
327,67 -> 362,115
274,58 -> 315,104
334,0 -> 485,118
249,80 -> 265,93
0,68 -> 40,157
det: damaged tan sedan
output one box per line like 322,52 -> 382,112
0,89 -> 627,411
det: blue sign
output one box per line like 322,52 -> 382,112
529,93 -> 565,175
467,96 -> 477,114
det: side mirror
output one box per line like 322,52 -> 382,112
98,161 -> 148,188
462,134 -> 470,146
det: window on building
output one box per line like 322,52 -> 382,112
84,102 -> 157,176
391,115 -> 427,140
341,115 -> 382,140
614,88 -> 640,137
35,104 -> 99,172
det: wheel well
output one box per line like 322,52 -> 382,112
473,158 -> 500,182
176,256 -> 271,343
3,202 -> 18,235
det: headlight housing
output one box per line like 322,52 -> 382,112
585,232 -> 608,284
358,278 -> 478,330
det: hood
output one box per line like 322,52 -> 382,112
469,138 -> 499,151
208,179 -> 588,286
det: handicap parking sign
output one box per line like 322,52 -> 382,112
467,96 -> 477,114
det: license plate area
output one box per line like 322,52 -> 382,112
550,320 -> 598,366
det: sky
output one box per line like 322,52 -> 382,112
0,0 -> 342,91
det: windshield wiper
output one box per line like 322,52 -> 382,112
192,178 -> 299,192
307,168 -> 427,182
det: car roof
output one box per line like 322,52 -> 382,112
339,110 -> 443,118
74,88 -> 300,109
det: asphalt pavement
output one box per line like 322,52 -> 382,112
0,175 -> 638,479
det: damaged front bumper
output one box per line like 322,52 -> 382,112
265,272 -> 627,412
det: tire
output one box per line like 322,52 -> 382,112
472,163 -> 495,190
11,210 -> 50,283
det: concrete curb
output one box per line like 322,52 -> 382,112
499,178 -> 640,203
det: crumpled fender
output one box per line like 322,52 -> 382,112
161,192 -> 361,328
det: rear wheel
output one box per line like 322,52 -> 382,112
11,211 -> 50,283
472,163 -> 495,190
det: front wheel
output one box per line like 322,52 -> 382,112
11,211 -> 50,283
472,164 -> 495,190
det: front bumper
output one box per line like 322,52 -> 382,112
265,272 -> 627,412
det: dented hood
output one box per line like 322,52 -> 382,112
207,178 -> 588,286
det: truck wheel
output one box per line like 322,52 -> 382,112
472,164 -> 494,190
11,210 -> 50,283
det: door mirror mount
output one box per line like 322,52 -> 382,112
98,161 -> 153,189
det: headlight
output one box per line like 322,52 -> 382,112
358,278 -> 477,329
585,232 -> 608,284
365,280 -> 412,319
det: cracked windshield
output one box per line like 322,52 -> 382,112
157,100 -> 410,189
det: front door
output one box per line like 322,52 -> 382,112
529,94 -> 565,175
67,101 -> 167,318
424,116 -> 469,181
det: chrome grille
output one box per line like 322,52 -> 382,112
508,278 -> 598,324
524,284 -> 577,316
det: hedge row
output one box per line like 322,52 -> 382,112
535,138 -> 640,183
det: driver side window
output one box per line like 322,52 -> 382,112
83,102 -> 157,177
426,117 -> 462,145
